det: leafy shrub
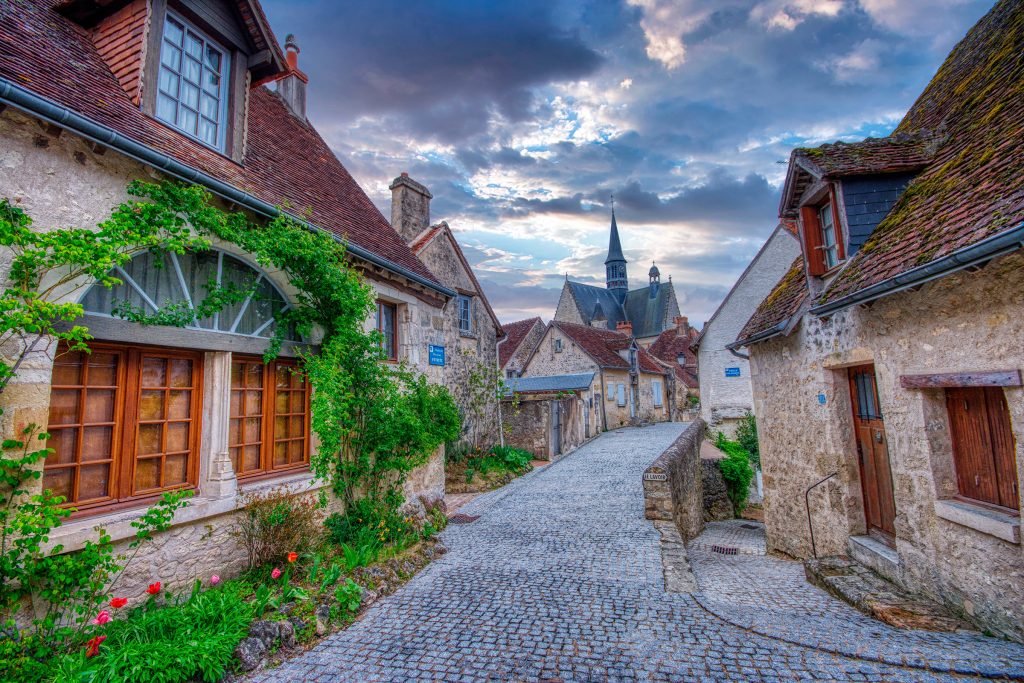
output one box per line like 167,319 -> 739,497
455,445 -> 533,483
735,412 -> 760,469
54,582 -> 254,683
231,487 -> 324,569
325,491 -> 417,550
334,579 -> 363,613
715,432 -> 754,517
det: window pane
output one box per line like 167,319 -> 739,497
200,93 -> 218,119
184,32 -> 202,58
159,69 -> 180,96
203,69 -> 221,94
180,81 -> 200,110
45,467 -> 73,500
46,428 -> 78,465
134,457 -> 160,491
183,56 -> 202,85
78,464 -> 110,501
160,43 -> 182,70
205,46 -> 222,73
163,17 -> 184,45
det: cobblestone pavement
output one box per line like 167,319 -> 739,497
250,425 -> 1024,682
688,520 -> 767,556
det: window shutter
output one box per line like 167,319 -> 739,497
829,186 -> 846,261
800,205 -> 826,276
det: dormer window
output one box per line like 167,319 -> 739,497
800,188 -> 846,277
156,12 -> 230,150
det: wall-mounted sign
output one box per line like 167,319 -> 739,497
643,472 -> 668,481
428,345 -> 446,367
724,367 -> 741,378
818,392 -> 827,405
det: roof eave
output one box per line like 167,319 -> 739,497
727,320 -> 789,351
0,77 -> 456,299
811,222 -> 1024,317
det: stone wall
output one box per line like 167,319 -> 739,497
643,420 -> 706,543
0,108 -> 447,597
503,399 -> 549,457
699,226 -> 800,437
749,251 -> 1024,642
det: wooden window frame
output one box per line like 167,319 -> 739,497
229,355 -> 311,482
45,342 -> 204,518
800,186 -> 846,277
376,300 -> 398,362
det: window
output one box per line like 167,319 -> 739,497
229,357 -> 310,479
652,380 -> 663,407
629,348 -> 638,372
506,370 -> 518,379
458,295 -> 472,334
376,300 -> 397,360
554,338 -> 563,353
45,343 -> 202,511
81,249 -> 297,340
606,382 -> 614,400
799,189 -> 845,277
617,383 -> 626,407
818,203 -> 840,269
945,387 -> 1019,510
156,11 -> 230,150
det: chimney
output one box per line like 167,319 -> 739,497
674,315 -> 690,335
276,34 -> 308,120
389,172 -> 433,243
616,321 -> 633,337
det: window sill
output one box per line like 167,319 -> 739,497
45,472 -> 327,555
934,498 -> 1020,543
459,332 -> 477,339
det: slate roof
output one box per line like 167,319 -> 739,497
606,211 -> 625,264
819,0 -> 1024,304
734,258 -> 808,346
553,322 -> 666,375
503,373 -> 595,396
648,327 -> 700,389
499,317 -> 543,368
0,0 -> 443,290
566,281 -> 672,339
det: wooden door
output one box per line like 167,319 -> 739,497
849,365 -> 897,542
946,387 -> 1019,510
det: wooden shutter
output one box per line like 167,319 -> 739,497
946,387 -> 1020,509
800,205 -> 826,276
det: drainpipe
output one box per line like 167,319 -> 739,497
728,347 -> 750,361
495,335 -> 505,447
599,369 -> 608,431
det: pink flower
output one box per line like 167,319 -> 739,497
271,568 -> 282,579
109,597 -> 128,609
146,582 -> 161,595
90,610 -> 112,626
210,575 -> 221,586
85,635 -> 106,658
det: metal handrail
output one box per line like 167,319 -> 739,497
805,472 -> 838,558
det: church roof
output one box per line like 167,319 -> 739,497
565,281 -> 673,339
605,212 -> 626,264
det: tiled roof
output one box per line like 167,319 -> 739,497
503,373 -> 595,396
499,317 -> 543,368
0,0 -> 443,290
648,327 -> 700,389
735,258 -> 808,345
566,281 -> 674,338
792,135 -> 934,178
820,0 -> 1024,304
554,322 -> 666,375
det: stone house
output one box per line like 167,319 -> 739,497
554,210 -> 681,347
693,222 -> 800,436
390,174 -> 504,448
522,320 -> 672,430
0,0 -> 467,599
502,373 -> 595,459
498,317 -> 545,378
733,0 -> 1024,642
648,316 -> 701,418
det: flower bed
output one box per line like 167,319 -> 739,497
445,445 -> 534,494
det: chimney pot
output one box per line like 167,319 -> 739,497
277,34 -> 308,119
616,321 -> 634,336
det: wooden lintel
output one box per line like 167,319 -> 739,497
900,369 -> 1023,389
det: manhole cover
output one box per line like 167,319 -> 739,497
711,545 -> 739,555
741,523 -> 760,529
448,513 -> 480,524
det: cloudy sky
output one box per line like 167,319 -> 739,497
262,0 -> 993,326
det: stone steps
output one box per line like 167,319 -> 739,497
804,555 -> 976,634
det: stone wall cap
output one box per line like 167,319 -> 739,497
389,173 -> 433,198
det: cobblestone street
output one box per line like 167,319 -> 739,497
250,424 -> 1024,682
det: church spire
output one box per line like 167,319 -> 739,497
605,195 -> 628,293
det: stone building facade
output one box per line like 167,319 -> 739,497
498,317 -> 545,378
736,0 -> 1024,642
501,373 -> 595,459
393,176 -> 504,449
694,222 -> 800,437
522,321 -> 672,430
0,0 -> 462,601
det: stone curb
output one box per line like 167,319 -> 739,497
691,593 -> 1024,679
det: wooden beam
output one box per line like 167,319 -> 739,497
900,369 -> 1022,389
248,49 -> 273,70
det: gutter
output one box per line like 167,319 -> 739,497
810,222 -> 1024,317
0,77 -> 456,299
727,320 -> 788,351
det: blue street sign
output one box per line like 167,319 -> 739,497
724,367 -> 741,378
428,345 -> 446,366
818,392 -> 827,405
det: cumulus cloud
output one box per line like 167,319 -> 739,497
751,0 -> 845,30
625,0 -> 714,69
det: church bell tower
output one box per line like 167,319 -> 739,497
605,205 -> 628,297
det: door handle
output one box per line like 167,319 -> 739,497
874,431 -> 884,444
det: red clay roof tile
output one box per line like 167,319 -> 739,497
500,317 -> 542,368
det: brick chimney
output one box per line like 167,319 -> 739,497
674,315 -> 690,335
276,34 -> 308,120
616,321 -> 633,336
389,172 -> 433,243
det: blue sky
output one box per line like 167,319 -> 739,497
261,0 -> 994,325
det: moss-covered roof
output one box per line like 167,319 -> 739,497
820,0 -> 1024,303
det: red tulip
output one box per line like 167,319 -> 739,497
146,582 -> 161,595
287,552 -> 298,563
90,609 -> 111,626
85,635 -> 106,658
271,567 -> 282,579
109,597 -> 128,609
